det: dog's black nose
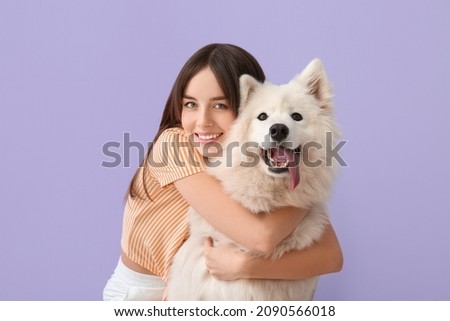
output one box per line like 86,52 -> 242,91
269,123 -> 289,142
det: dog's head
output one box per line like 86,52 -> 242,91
236,58 -> 336,190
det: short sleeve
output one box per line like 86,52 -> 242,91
146,128 -> 205,188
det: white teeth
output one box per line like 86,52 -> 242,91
268,154 -> 289,168
198,133 -> 221,140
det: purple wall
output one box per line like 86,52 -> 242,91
1,0 -> 449,300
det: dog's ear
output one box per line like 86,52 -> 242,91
239,74 -> 262,109
296,59 -> 333,110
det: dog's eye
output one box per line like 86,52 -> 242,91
291,113 -> 303,121
257,113 -> 268,121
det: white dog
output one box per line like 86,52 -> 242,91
167,59 -> 340,300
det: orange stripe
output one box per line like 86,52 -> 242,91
121,128 -> 203,279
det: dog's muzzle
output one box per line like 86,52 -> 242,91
261,145 -> 301,190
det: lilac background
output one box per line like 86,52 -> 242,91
1,1 -> 449,300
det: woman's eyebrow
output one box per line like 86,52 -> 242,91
182,95 -> 227,101
210,96 -> 227,101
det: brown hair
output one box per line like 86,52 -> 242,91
127,43 -> 266,199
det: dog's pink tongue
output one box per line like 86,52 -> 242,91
271,147 -> 300,190
288,162 -> 300,190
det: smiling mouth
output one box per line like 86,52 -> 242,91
261,145 -> 301,190
195,133 -> 223,142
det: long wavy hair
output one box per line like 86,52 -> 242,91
127,43 -> 266,199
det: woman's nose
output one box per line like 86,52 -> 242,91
197,108 -> 214,128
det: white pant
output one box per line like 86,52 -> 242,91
103,258 -> 165,301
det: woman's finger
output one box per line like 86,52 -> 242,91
204,237 -> 214,248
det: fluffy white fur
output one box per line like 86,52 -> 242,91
167,59 -> 340,300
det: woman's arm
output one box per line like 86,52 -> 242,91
174,171 -> 307,253
203,223 -> 343,280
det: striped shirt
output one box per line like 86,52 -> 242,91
121,127 -> 205,282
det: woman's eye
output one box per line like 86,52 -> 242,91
214,103 -> 228,109
184,102 -> 197,109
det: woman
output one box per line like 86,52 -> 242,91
103,43 -> 343,300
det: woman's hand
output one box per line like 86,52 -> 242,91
203,223 -> 343,281
203,237 -> 250,281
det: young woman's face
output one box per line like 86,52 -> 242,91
181,67 -> 236,157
